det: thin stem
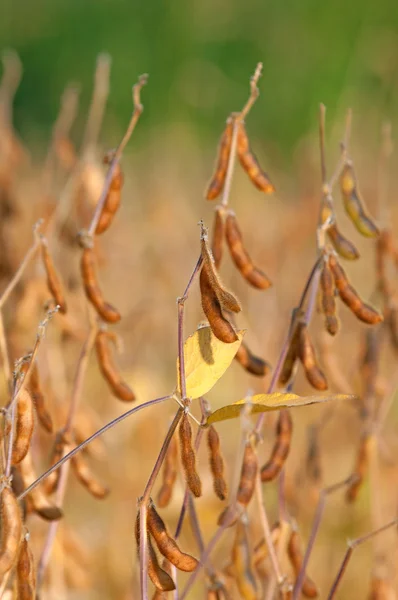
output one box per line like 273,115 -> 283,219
0,222 -> 42,310
5,306 -> 58,478
17,395 -> 171,501
180,526 -> 226,600
292,475 -> 358,600
87,74 -> 148,237
327,519 -> 397,600
255,473 -> 284,586
220,118 -> 239,209
177,254 -> 203,400
239,62 -> 263,121
64,325 -> 97,433
81,54 -> 111,154
139,408 -> 183,599
327,108 -> 352,191
36,324 -> 99,590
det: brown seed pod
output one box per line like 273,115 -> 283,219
254,522 -> 281,578
279,323 -> 301,386
207,425 -> 228,501
17,536 -> 36,600
327,222 -> 360,260
234,342 -> 271,377
205,118 -> 234,200
80,247 -> 121,323
236,441 -> 258,506
237,121 -> 274,194
320,260 -> 339,336
368,576 -> 396,600
225,212 -> 272,290
329,254 -> 383,325
201,224 -> 241,313
147,501 -> 198,572
12,388 -> 35,465
29,363 -> 53,434
231,520 -> 258,600
95,154 -> 124,234
0,486 -> 22,579
298,324 -> 328,391
151,559 -> 173,600
261,409 -> 293,482
376,230 -> 394,301
178,413 -> 202,498
71,452 -> 109,500
287,531 -> 318,598
200,265 -> 238,344
43,430 -> 67,495
211,208 -> 225,269
340,163 -> 379,238
19,451 -> 63,521
346,433 -> 373,503
157,432 -> 178,508
305,425 -> 322,484
135,512 -> 176,592
95,330 -> 135,401
387,305 -> 398,351
40,237 -> 67,313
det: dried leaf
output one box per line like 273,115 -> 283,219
206,393 -> 355,425
177,326 -> 244,399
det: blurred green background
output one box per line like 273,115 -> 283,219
2,0 -> 398,164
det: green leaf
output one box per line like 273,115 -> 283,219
177,326 -> 244,400
206,392 -> 355,425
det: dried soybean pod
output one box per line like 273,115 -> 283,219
135,512 -> 176,592
261,409 -> 293,482
12,388 -> 35,465
231,520 -> 258,600
201,224 -> 241,313
346,433 -> 373,503
200,266 -> 238,344
306,425 -> 322,484
287,531 -> 318,598
19,451 -> 63,521
298,324 -> 328,391
17,536 -> 36,600
237,121 -> 274,194
207,425 -> 228,501
40,237 -> 67,313
234,342 -> 271,376
320,259 -> 339,336
95,330 -> 135,401
0,486 -> 22,578
179,413 -> 202,497
211,208 -> 225,269
329,254 -> 383,325
340,162 -> 379,238
279,324 -> 301,386
151,559 -> 173,600
236,441 -> 258,506
71,453 -> 109,500
29,362 -> 53,434
81,247 -> 121,323
225,212 -> 272,290
43,430 -> 66,494
368,576 -> 396,599
95,154 -> 124,234
157,432 -> 178,508
327,222 -> 360,260
147,502 -> 198,572
205,118 -> 234,200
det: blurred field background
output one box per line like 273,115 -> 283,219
2,1 -> 398,598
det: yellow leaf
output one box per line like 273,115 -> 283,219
206,392 -> 355,425
177,326 -> 245,399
